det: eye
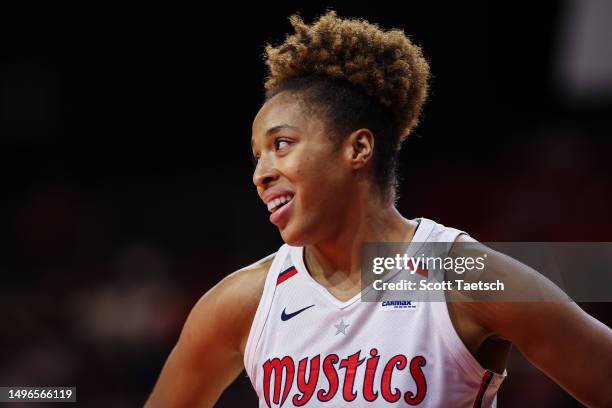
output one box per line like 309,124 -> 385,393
275,139 -> 290,151
252,153 -> 260,166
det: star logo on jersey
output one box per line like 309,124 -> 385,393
334,319 -> 350,335
280,304 -> 315,321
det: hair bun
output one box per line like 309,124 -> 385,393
264,11 -> 430,141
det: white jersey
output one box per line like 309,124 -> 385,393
244,218 -> 506,407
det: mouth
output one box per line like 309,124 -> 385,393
267,193 -> 295,213
267,193 -> 295,227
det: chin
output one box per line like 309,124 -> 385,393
279,229 -> 302,247
279,221 -> 324,247
278,223 -> 308,247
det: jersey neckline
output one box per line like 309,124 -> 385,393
289,217 -> 436,309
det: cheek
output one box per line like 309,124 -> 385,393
290,145 -> 349,200
287,152 -> 320,183
300,166 -> 349,209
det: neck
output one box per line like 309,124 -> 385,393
304,195 -> 417,284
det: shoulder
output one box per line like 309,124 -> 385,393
448,235 -> 612,406
447,233 -> 575,339
218,253 -> 275,302
144,253 -> 278,407
184,252 -> 277,355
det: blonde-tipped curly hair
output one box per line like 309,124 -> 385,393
264,10 -> 430,143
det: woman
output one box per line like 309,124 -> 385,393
146,12 -> 612,407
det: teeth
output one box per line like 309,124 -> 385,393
267,194 -> 293,212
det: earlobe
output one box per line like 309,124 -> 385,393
349,129 -> 374,169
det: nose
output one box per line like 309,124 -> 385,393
252,155 -> 279,189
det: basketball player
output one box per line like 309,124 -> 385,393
145,12 -> 612,407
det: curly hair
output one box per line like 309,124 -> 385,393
265,10 -> 429,142
263,11 -> 431,199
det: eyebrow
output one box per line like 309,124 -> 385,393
251,124 -> 299,147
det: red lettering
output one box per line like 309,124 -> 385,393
404,355 -> 427,405
292,355 -> 320,406
363,348 -> 380,401
339,351 -> 365,401
261,351 -> 428,406
317,354 -> 339,402
381,354 -> 407,402
263,356 -> 295,408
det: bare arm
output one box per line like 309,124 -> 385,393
454,235 -> 612,407
145,264 -> 267,408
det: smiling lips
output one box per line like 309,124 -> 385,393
267,194 -> 294,213
263,191 -> 295,226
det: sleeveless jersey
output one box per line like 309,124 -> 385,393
244,218 -> 507,407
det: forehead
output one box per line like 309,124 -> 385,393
251,92 -> 321,145
253,93 -> 302,130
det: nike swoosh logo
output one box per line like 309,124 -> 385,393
281,304 -> 315,321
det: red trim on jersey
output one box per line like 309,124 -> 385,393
472,370 -> 494,408
277,266 -> 298,285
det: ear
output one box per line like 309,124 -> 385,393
345,128 -> 374,170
